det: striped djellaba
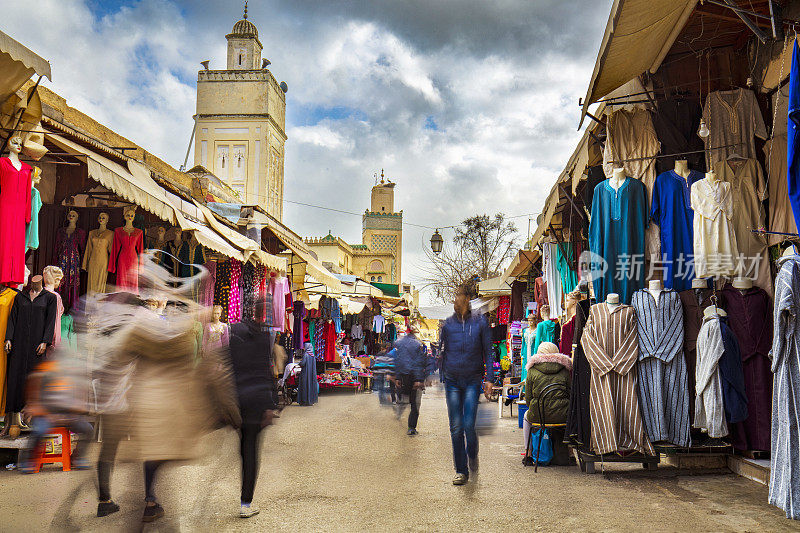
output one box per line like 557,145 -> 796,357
581,302 -> 655,456
631,289 -> 691,447
769,255 -> 800,520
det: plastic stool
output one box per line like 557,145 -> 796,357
29,427 -> 72,473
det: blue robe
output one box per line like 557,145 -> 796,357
650,170 -> 703,291
556,243 -> 578,295
588,177 -> 648,304
719,318 -> 748,425
298,343 -> 319,406
533,319 -> 558,355
789,40 -> 800,233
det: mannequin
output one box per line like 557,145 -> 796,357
179,233 -> 207,278
732,277 -> 753,292
605,292 -> 620,311
42,266 -> 65,348
25,167 -> 43,251
674,159 -> 690,179
160,228 -> 183,277
703,304 -> 727,318
4,273 -> 57,437
647,279 -> 663,302
691,168 -> 737,279
0,135 -> 33,287
521,311 -> 537,381
533,304 -> 559,355
109,206 -> 144,292
0,266 -> 25,419
83,212 -> 114,294
203,305 -> 230,355
610,167 -> 626,191
55,210 -> 86,311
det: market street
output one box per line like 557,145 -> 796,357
0,388 -> 792,532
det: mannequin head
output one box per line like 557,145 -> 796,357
172,228 -> 183,245
7,135 -> 22,155
31,166 -> 42,185
157,226 -> 166,241
539,304 -> 551,321
527,311 -> 537,327
30,275 -> 43,292
212,305 -> 223,322
123,206 -> 136,225
43,266 -> 64,290
98,212 -> 109,227
66,210 -> 79,226
85,197 -> 96,207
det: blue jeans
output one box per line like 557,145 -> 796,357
445,377 -> 482,476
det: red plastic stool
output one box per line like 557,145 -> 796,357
29,428 -> 72,473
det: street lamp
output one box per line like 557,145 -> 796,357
430,229 -> 443,254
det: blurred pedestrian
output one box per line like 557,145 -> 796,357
439,287 -> 494,485
228,299 -> 279,518
391,326 -> 427,435
298,342 -> 318,406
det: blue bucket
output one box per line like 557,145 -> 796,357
517,402 -> 528,429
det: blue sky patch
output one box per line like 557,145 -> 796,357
424,115 -> 438,131
289,104 -> 368,127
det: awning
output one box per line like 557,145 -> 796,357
371,282 -> 399,297
498,250 -> 540,285
0,30 -> 52,103
48,133 -> 179,223
334,274 -> 384,297
193,200 -> 287,272
580,0 -> 697,125
477,275 -> 512,296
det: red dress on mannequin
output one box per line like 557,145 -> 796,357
108,227 -> 143,292
0,157 -> 32,286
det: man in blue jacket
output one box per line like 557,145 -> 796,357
439,288 -> 494,485
391,326 -> 427,435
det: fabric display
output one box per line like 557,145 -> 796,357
228,259 -> 242,324
543,243 -> 563,317
555,243 -> 578,295
56,227 -> 86,310
213,260 -> 232,322
700,88 -> 767,169
109,226 -> 143,293
497,295 -> 510,325
0,157 -> 32,286
241,262 -> 256,321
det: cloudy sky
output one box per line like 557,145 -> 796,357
2,0 -> 612,303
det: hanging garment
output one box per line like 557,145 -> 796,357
0,158 -> 31,286
200,261 -> 217,308
373,314 -> 386,334
650,170 -> 704,291
299,343 -> 319,405
631,289 -> 691,447
555,243 -> 578,295
241,262 -> 256,321
680,288 -> 725,425
203,321 -> 230,356
722,284 -> 773,452
510,280 -> 526,322
770,255 -> 800,519
690,178 -> 738,279
701,88 -> 767,168
559,315 -> 575,357
228,260 -> 242,324
543,243 -> 563,317
25,185 -> 42,251
602,108 -> 662,264
652,98 -> 706,175
293,301 -> 306,351
323,321 -> 337,362
213,260 -> 231,322
178,241 -> 207,278
268,276 -> 289,332
47,289 -> 64,348
0,287 -> 18,413
497,296 -> 511,325
61,313 -> 77,350
695,315 -> 748,438
55,227 -> 86,311
533,319 -> 558,356
108,227 -> 143,293
521,325 -> 535,382
764,135 -> 798,245
566,298 -> 592,448
159,240 -> 181,277
789,41 -> 800,232
82,228 -> 114,295
4,289 -> 57,413
715,159 -> 771,293
534,277 -> 548,313
588,177 -> 648,304
581,302 -> 654,455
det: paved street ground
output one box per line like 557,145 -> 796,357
0,386 -> 794,532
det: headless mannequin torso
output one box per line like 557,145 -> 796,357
646,279 -> 663,303
610,167 -> 626,191
606,293 -> 620,312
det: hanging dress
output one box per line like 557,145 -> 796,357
108,227 -> 143,293
82,228 -> 114,295
690,178 -> 738,279
25,185 -> 42,251
0,287 -> 18,413
0,158 -> 31,286
55,227 -> 86,311
566,299 -> 592,448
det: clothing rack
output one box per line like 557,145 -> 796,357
607,143 -> 745,165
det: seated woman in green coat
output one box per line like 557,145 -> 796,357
523,342 -> 573,465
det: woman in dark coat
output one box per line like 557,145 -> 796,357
524,342 -> 572,465
228,300 -> 278,518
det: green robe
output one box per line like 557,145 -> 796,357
25,187 -> 42,251
533,320 -> 558,355
555,243 -> 578,295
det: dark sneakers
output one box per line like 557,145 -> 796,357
142,503 -> 165,522
452,473 -> 468,485
407,428 -> 418,436
97,501 -> 120,517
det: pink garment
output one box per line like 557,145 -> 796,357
48,289 -> 64,347
108,227 -> 144,292
228,259 -> 242,323
268,276 -> 290,332
256,266 -> 268,323
0,158 -> 32,285
203,322 -> 230,354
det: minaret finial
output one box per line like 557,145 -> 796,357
380,168 -> 385,183
243,1 -> 248,19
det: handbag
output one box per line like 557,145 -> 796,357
529,427 -> 553,466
